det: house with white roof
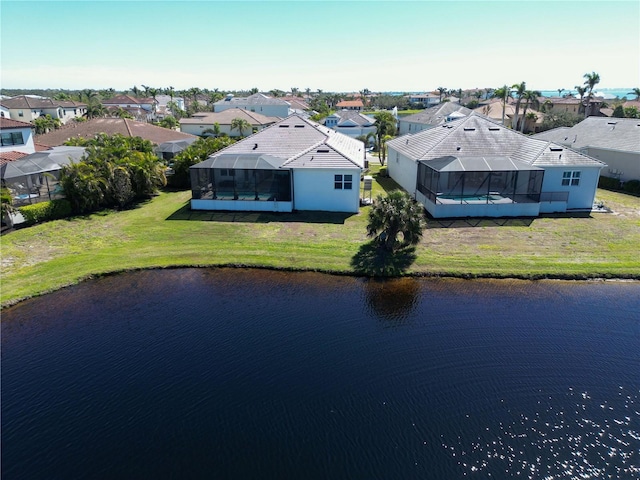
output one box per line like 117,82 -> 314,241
179,109 -> 279,137
398,103 -> 473,135
190,114 -> 366,213
533,117 -> 640,183
213,93 -> 290,118
387,113 -> 606,218
322,110 -> 376,141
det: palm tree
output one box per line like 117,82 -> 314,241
511,81 -> 527,129
437,87 -> 447,102
84,103 -> 107,119
557,88 -> 565,97
367,190 -> 425,252
628,88 -> 640,100
492,85 -> 511,125
583,71 -> 601,117
130,85 -> 141,98
519,90 -> 541,132
166,86 -> 175,102
373,111 -> 397,166
291,87 -> 299,97
230,117 -> 252,137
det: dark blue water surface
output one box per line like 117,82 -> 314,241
2,269 -> 639,479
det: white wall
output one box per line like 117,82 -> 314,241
582,147 -> 639,183
0,127 -> 35,154
215,103 -> 289,117
386,148 -> 418,196
398,121 -> 433,136
541,166 -> 603,210
293,168 -> 361,213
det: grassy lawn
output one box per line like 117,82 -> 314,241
2,167 -> 639,306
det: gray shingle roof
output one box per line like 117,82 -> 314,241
198,114 -> 365,170
399,102 -> 474,126
532,117 -> 640,153
324,110 -> 375,127
388,113 -> 605,168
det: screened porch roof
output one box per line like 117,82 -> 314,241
190,153 -> 286,171
420,155 -> 543,172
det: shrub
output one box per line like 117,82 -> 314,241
19,199 -> 72,224
598,176 -> 622,190
622,180 -> 640,196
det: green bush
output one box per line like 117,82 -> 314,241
19,199 -> 72,224
598,176 -> 622,190
622,180 -> 640,196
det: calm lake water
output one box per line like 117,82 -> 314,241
2,269 -> 639,479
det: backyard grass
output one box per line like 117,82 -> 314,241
2,165 -> 639,307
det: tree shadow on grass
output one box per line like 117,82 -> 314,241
350,241 -> 417,276
166,202 -> 356,224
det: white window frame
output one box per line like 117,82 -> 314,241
562,171 -> 580,186
334,174 -> 353,190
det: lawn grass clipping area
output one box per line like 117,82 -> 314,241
2,166 -> 639,306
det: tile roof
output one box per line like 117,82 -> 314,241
387,113 -> 605,168
532,117 -> 640,153
0,117 -> 34,129
102,95 -> 154,105
179,108 -> 279,126
326,110 -> 375,127
214,93 -> 290,107
198,114 -> 365,170
35,118 -> 197,147
0,151 -> 29,165
336,100 -> 364,108
0,96 -> 86,109
400,103 -> 474,126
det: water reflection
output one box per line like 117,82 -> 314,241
363,277 -> 421,323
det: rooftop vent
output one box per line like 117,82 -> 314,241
279,124 -> 290,128
550,147 -> 563,151
607,121 -> 617,125
317,149 -> 330,153
463,127 -> 476,131
489,127 -> 500,131
294,124 -> 305,128
456,146 -> 461,151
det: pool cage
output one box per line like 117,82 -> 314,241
190,153 -> 292,202
416,156 -> 544,205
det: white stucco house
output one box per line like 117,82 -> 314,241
102,95 -> 157,122
0,118 -> 36,155
322,110 -> 376,141
179,108 -> 279,137
190,114 -> 366,213
213,93 -> 290,118
398,103 -> 473,135
0,96 -> 87,124
533,117 -> 640,183
386,113 -> 606,218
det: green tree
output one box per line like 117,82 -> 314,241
249,87 -> 259,95
366,190 -> 425,252
230,117 -> 252,137
32,114 -> 61,134
130,85 -> 141,97
373,111 -> 397,166
492,85 -> 511,125
628,88 -> 640,100
437,86 -> 447,102
511,81 -> 527,130
519,90 -> 541,132
159,116 -> 179,129
1,187 -> 16,227
583,71 -> 600,117
166,101 -> 187,120
623,106 -> 639,118
111,107 -> 134,119
612,105 -> 625,118
84,103 -> 107,119
171,137 -> 236,188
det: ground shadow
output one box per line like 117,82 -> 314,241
350,242 -> 417,276
372,168 -> 402,194
425,216 -> 536,229
166,202 -> 356,224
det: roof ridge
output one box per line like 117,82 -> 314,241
123,118 -> 134,136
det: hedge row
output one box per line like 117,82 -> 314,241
18,199 -> 72,225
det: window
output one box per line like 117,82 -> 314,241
18,110 -> 23,117
1,132 -> 25,146
334,174 -> 353,190
562,171 -> 580,186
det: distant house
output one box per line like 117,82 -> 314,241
281,96 -> 309,114
386,113 -> 605,218
1,104 -> 10,118
322,110 -> 376,141
190,114 -> 366,213
0,118 -> 36,156
473,99 -> 543,133
0,96 -> 87,124
101,95 -> 157,122
406,93 -> 440,108
533,117 -> 640,183
538,96 -> 603,117
335,100 -> 364,111
398,103 -> 473,135
179,109 -> 279,137
35,118 -> 197,148
213,93 -> 290,118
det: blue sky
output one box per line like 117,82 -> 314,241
1,0 -> 638,92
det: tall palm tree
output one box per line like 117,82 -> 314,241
511,81 -> 527,129
373,111 -> 397,166
492,85 -> 511,126
437,87 -> 447,102
84,103 -> 107,119
230,118 -> 251,137
519,90 -> 541,132
130,85 -> 141,98
583,71 -> 600,117
557,88 -> 565,97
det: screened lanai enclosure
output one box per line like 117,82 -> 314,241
1,147 -> 86,206
190,153 -> 292,212
415,156 -> 545,218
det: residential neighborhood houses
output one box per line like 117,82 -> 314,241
1,80 -> 639,225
